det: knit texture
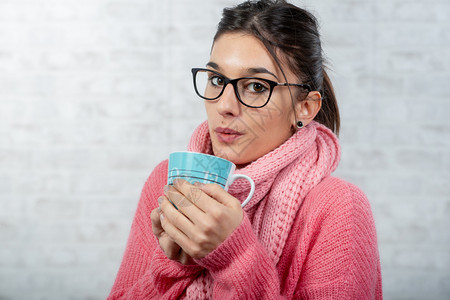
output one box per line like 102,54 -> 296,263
185,121 -> 340,297
108,121 -> 383,299
188,120 -> 339,263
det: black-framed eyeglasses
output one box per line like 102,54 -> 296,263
191,68 -> 312,108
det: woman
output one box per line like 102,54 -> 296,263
108,0 -> 382,299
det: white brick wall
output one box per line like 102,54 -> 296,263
0,0 -> 448,299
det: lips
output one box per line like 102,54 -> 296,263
215,127 -> 243,143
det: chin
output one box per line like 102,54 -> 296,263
212,144 -> 254,166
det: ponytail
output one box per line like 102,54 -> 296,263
315,68 -> 340,135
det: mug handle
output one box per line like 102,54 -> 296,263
228,174 -> 255,207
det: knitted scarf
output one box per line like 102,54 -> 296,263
185,120 -> 340,299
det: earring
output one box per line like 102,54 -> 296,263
296,120 -> 304,129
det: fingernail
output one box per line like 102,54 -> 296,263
163,185 -> 169,193
193,182 -> 204,187
160,213 -> 164,221
158,196 -> 163,205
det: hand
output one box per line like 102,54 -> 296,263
159,179 -> 243,259
150,205 -> 196,265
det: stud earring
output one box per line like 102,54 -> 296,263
296,120 -> 304,129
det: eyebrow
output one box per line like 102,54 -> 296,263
206,62 -> 279,81
206,61 -> 219,70
247,67 -> 279,80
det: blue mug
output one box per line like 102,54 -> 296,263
168,151 -> 255,207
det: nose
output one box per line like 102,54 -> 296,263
216,83 -> 241,117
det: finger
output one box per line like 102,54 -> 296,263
158,234 -> 181,260
150,207 -> 164,236
165,183 -> 208,224
165,184 -> 199,210
171,179 -> 221,213
160,196 -> 199,243
179,250 -> 196,265
195,182 -> 242,209
159,201 -> 198,256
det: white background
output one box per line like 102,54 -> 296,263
0,0 -> 449,299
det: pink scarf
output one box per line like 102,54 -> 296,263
185,120 -> 340,298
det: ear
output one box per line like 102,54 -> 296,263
292,91 -> 322,127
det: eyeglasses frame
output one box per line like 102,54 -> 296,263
191,68 -> 312,108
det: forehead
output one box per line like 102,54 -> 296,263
210,32 -> 280,76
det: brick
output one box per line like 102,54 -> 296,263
84,197 -> 135,218
24,270 -> 63,291
0,196 -> 24,216
337,121 -> 375,146
375,0 -> 440,22
0,173 -> 14,194
394,148 -> 444,171
0,218 -> 24,242
30,148 -> 106,170
76,220 -> 131,243
376,195 -> 449,245
375,23 -> 441,48
0,149 -> 33,170
369,123 -> 415,146
0,51 -> 14,71
29,197 -> 82,219
406,74 -> 450,98
370,96 -> 409,123
340,147 -> 389,170
0,246 -> 26,268
101,1 -> 159,22
377,174 -> 424,196
327,47 -> 372,75
168,0 -> 225,27
113,74 -> 163,96
377,49 -> 445,74
382,267 -> 450,299
109,50 -> 163,70
0,269 -> 19,292
95,99 -> 162,120
42,0 -> 99,22
308,1 -> 376,22
96,23 -> 164,48
36,50 -> 107,71
323,23 -> 374,47
68,171 -> 144,195
382,244 -> 450,272
415,125 -> 450,147
10,171 -> 70,195
26,220 -> 78,244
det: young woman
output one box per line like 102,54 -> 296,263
108,0 -> 383,299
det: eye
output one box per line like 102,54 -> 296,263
210,76 -> 225,87
247,82 -> 268,93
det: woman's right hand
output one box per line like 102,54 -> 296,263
150,198 -> 196,265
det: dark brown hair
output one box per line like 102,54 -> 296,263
214,0 -> 340,135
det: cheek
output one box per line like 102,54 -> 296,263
204,102 -> 216,121
244,101 -> 293,133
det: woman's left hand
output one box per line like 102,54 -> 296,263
158,179 -> 243,260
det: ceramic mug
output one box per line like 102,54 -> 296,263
168,151 -> 255,207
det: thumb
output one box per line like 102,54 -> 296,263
196,183 -> 241,208
151,207 -> 164,237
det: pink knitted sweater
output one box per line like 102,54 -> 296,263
108,122 -> 382,299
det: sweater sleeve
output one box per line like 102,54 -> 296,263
108,160 -> 204,299
195,215 -> 288,300
197,177 -> 383,300
296,177 -> 383,299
